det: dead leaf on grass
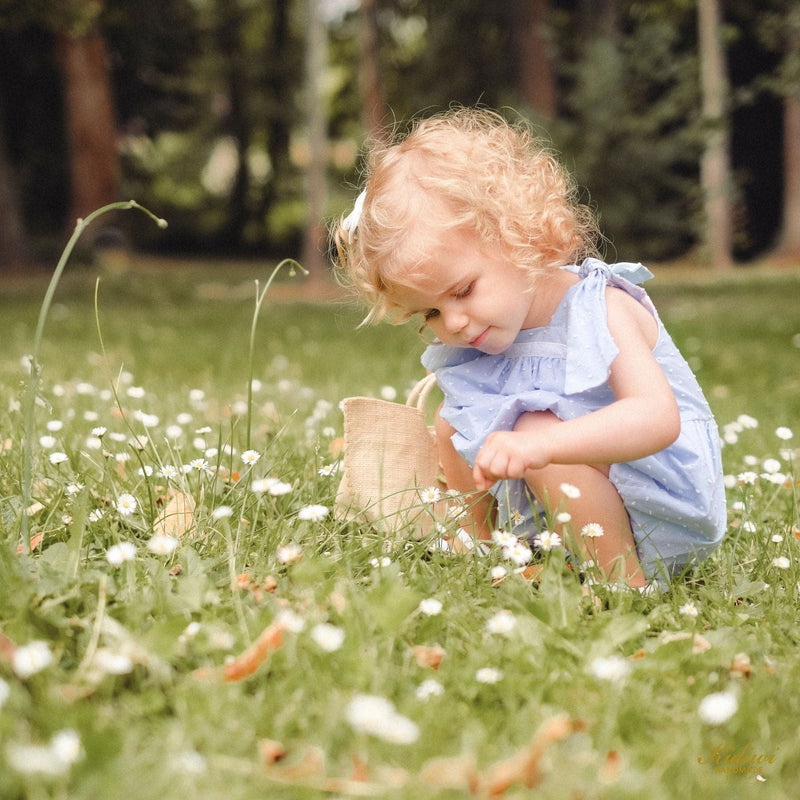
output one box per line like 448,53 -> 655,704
413,644 -> 445,670
153,489 -> 195,538
193,619 -> 285,682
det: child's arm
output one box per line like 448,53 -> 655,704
473,289 -> 681,490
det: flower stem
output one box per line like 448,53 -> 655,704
20,201 -> 167,553
245,259 -> 307,451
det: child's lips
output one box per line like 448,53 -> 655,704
469,328 -> 489,348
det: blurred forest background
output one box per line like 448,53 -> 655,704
0,0 -> 799,280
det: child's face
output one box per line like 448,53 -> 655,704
387,227 -> 538,354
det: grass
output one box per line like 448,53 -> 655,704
0,251 -> 799,799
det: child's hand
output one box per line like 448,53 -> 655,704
472,431 -> 550,491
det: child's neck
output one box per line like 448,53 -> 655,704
523,269 -> 578,330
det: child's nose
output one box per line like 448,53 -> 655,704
442,308 -> 468,334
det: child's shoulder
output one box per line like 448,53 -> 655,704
604,283 -> 659,349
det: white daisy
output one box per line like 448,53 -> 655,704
297,504 -> 329,522
485,609 -> 516,635
418,598 -> 443,616
310,623 -> 345,652
345,694 -> 419,744
106,542 -> 137,566
116,493 -> 138,516
241,449 -> 261,466
148,535 -> 179,556
12,641 -> 54,678
559,482 -> 581,499
698,691 -> 738,725
581,522 -> 605,538
475,667 -> 503,684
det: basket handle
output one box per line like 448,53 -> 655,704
406,373 -> 438,411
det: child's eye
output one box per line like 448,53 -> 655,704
455,281 -> 475,299
424,308 -> 440,321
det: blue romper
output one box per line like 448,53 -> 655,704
421,258 -> 727,581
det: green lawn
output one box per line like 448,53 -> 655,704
0,255 -> 799,799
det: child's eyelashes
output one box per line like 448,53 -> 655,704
454,281 -> 475,299
421,281 -> 475,322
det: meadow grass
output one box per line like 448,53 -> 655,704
0,254 -> 799,799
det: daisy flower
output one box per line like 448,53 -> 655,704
148,535 -> 179,556
415,679 -> 445,701
241,449 -> 261,466
277,544 -> 302,564
345,694 -> 419,744
485,609 -> 516,635
534,530 -> 562,551
475,667 -> 503,684
211,505 -> 234,520
775,426 -> 793,441
419,486 -> 442,504
116,493 -> 138,516
12,641 -> 54,678
48,451 -> 68,465
588,654 -> 632,683
504,541 -> 533,566
88,509 -> 105,523
772,556 -> 790,569
559,482 -> 581,499
297,504 -> 329,522
106,542 -> 137,566
581,522 -> 605,538
698,691 -> 738,725
418,598 -> 443,616
188,458 -> 210,473
318,462 -> 339,477
310,623 -> 345,652
491,530 -> 518,549
679,601 -> 700,619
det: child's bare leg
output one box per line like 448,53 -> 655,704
515,411 -> 646,587
435,408 -> 496,539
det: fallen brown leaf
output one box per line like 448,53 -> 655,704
258,738 -> 287,766
481,715 -> 579,798
413,644 -> 445,670
193,619 -> 285,682
419,754 -> 480,793
153,489 -> 195,538
730,651 -> 752,679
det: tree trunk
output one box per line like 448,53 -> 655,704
301,0 -> 328,280
0,108 -> 29,271
216,0 -> 250,247
261,0 -> 292,236
697,0 -> 733,270
777,21 -> 800,257
512,0 -> 556,118
778,91 -> 800,255
359,0 -> 386,139
57,29 -> 119,228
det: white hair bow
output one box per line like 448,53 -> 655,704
341,189 -> 367,243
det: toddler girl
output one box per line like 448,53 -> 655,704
334,108 -> 726,588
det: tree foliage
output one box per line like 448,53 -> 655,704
0,0 -> 795,266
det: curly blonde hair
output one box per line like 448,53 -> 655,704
333,107 -> 599,323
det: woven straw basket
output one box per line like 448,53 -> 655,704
335,374 -> 444,536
